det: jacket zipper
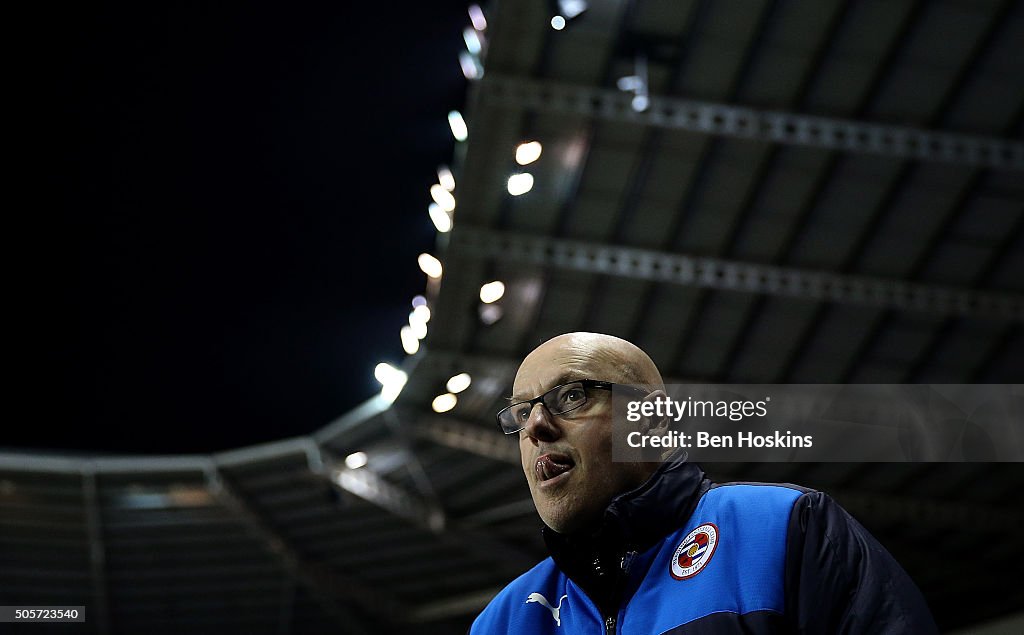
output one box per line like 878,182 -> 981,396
620,550 -> 637,573
605,615 -> 616,634
600,548 -> 635,634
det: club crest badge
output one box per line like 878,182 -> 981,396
670,522 -> 719,580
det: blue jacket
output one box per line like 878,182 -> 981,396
471,457 -> 936,633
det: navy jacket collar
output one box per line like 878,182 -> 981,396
540,454 -> 709,615
541,454 -> 710,607
603,453 -> 709,549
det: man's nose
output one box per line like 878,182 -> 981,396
523,403 -> 560,442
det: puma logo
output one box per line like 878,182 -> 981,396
526,592 -> 568,626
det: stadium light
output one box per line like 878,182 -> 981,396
479,280 -> 505,303
417,253 -> 443,279
468,5 -> 486,31
448,110 -> 468,141
459,51 -> 483,80
400,326 -> 419,354
559,0 -> 587,18
430,184 -> 456,212
446,373 -> 472,394
374,363 -> 408,404
344,452 -> 368,469
437,166 -> 455,191
432,393 -> 458,413
515,141 -> 543,165
507,173 -> 534,196
408,310 -> 427,340
479,303 -> 503,325
429,203 -> 452,233
463,27 -> 482,55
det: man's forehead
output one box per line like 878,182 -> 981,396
512,369 -> 590,400
512,344 -> 608,399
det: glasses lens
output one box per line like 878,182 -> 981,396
499,402 -> 532,433
543,382 -> 588,415
497,381 -> 590,433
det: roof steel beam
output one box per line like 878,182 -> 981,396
453,228 -> 1024,321
331,465 -> 445,530
81,469 -> 109,635
330,464 -> 539,573
312,395 -> 390,446
315,443 -> 539,573
204,464 -> 389,634
482,75 -> 1024,170
277,577 -> 295,635
0,454 -> 210,474
413,416 -> 519,465
382,409 -> 448,525
315,439 -> 447,532
413,349 -> 520,383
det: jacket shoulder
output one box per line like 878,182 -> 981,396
704,480 -> 810,516
470,558 -> 562,634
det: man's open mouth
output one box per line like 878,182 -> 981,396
536,453 -> 575,482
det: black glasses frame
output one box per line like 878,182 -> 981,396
496,379 -> 649,435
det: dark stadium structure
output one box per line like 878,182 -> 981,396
2,1 -> 1022,633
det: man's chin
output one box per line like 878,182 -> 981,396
535,501 -> 601,535
543,515 -> 591,535
532,494 -> 572,533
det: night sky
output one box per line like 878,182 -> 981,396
16,2 -> 470,454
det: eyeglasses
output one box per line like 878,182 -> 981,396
496,379 -> 649,435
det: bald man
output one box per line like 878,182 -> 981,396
471,333 -> 936,634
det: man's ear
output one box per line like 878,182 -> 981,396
639,389 -> 670,434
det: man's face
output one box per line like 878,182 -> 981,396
513,338 -> 650,534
